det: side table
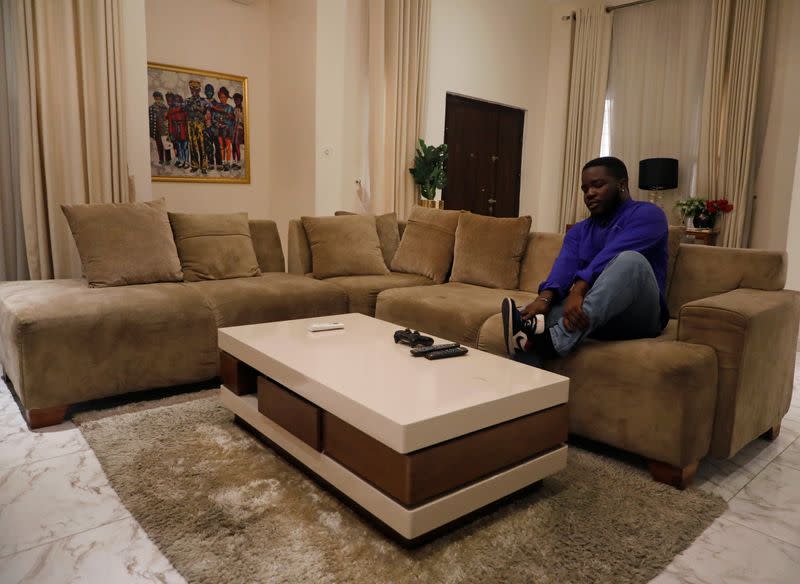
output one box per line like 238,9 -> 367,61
685,228 -> 719,246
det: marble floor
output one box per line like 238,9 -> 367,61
1,361 -> 799,584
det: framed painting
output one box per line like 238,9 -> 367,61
147,62 -> 249,183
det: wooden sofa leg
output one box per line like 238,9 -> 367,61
648,460 -> 699,490
762,423 -> 781,441
26,405 -> 69,429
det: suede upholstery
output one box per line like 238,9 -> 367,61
61,199 -> 183,287
248,220 -> 285,273
450,214 -> 532,289
476,315 -> 716,468
667,245 -> 787,316
390,207 -> 461,284
518,233 -> 565,293
678,288 -> 800,458
376,283 -> 537,346
0,279 -> 218,410
186,274 -> 348,328
169,212 -> 261,281
0,220 -> 343,415
301,215 -> 389,279
324,273 -> 433,316
288,219 -> 313,275
334,211 -> 401,268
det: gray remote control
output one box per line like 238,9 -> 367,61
410,342 -> 460,356
424,346 -> 469,360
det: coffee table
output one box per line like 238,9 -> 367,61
218,313 -> 569,542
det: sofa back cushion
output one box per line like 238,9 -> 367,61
248,220 -> 285,273
391,207 -> 461,284
334,211 -> 401,268
169,212 -> 261,281
450,213 -> 532,289
61,198 -> 183,287
518,232 -> 565,292
301,215 -> 389,279
667,245 -> 787,316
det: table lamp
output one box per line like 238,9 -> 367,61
638,158 -> 678,208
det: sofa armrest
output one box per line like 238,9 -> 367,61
678,288 -> 800,458
287,219 -> 312,275
248,220 -> 285,273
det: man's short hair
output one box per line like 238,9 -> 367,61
583,157 -> 628,181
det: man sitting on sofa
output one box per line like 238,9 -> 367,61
502,156 -> 669,365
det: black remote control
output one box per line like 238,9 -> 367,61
424,346 -> 469,360
410,342 -> 460,356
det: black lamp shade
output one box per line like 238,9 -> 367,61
638,158 -> 678,190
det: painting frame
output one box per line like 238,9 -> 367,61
147,62 -> 250,184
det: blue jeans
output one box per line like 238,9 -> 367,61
518,251 -> 663,364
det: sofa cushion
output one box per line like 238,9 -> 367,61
476,314 -> 715,467
450,213 -> 532,289
390,207 -> 461,284
186,273 -> 348,328
248,220 -> 285,273
169,212 -> 261,281
61,198 -> 183,287
325,272 -> 434,316
301,215 -> 389,279
335,211 -> 401,268
518,232 -> 565,293
375,282 -> 537,346
0,279 -> 217,410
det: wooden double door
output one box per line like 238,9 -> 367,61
443,94 -> 525,217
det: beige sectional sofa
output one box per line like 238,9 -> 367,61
289,216 -> 799,487
0,220 -> 347,428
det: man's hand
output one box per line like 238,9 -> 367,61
563,280 -> 590,332
520,290 -> 555,320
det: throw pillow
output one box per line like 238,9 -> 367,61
334,211 -> 401,267
168,212 -> 261,281
301,215 -> 389,279
450,213 -> 532,289
390,207 -> 461,284
61,198 -> 183,288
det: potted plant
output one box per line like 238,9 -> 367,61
676,197 -> 734,229
409,139 -> 448,208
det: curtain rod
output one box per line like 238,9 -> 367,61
606,0 -> 657,13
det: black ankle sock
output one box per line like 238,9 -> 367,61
533,329 -> 559,361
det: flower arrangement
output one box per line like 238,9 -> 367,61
676,197 -> 734,229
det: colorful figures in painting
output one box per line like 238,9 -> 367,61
153,76 -> 245,177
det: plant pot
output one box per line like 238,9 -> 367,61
418,197 -> 443,209
692,211 -> 715,229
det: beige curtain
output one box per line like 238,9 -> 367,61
367,0 -> 430,219
606,0 -> 710,207
558,7 -> 612,229
0,0 -> 130,280
697,0 -> 766,247
0,9 -> 27,280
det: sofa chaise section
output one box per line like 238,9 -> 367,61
0,219 -> 348,428
0,279 -> 219,426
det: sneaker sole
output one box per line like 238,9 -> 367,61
501,297 -> 514,358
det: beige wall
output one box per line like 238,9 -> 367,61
121,0 -> 152,203
315,0 -> 369,216
424,0 -> 553,221
268,0 -> 317,247
145,0 -> 270,218
785,135 -> 800,292
748,0 -> 800,250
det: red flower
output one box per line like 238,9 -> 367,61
705,198 -> 734,215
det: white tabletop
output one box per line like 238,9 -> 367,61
219,313 -> 569,453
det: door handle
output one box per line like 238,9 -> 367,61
487,198 -> 497,204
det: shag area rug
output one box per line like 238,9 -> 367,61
76,394 -> 726,584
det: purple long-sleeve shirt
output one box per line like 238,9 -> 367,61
540,199 -> 669,325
